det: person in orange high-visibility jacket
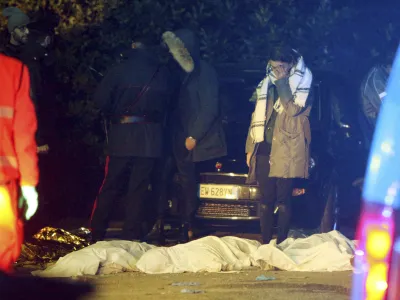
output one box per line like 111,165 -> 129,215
0,53 -> 39,273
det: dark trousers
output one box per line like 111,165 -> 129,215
150,156 -> 176,219
173,134 -> 198,224
174,156 -> 197,224
256,155 -> 293,244
91,156 -> 155,240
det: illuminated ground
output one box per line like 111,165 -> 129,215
83,270 -> 352,300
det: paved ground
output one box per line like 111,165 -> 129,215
81,270 -> 352,300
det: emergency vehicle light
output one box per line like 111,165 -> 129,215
366,228 -> 392,260
365,263 -> 389,300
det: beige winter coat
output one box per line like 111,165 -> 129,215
245,79 -> 312,179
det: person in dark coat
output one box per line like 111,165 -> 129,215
90,38 -> 175,241
2,7 -> 57,153
161,29 -> 227,242
2,8 -> 59,236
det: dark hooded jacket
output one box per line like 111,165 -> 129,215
94,48 -> 175,157
2,36 -> 57,147
167,29 -> 227,162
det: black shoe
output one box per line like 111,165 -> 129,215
259,204 -> 274,244
144,219 -> 165,245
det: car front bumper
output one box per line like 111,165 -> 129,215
196,172 -> 261,220
195,172 -> 307,221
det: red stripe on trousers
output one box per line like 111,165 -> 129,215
90,156 -> 110,227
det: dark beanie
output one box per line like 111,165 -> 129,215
2,7 -> 30,33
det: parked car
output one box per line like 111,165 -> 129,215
193,64 -> 369,233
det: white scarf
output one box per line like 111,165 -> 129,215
250,56 -> 312,143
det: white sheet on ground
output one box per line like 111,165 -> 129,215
136,236 -> 260,274
32,240 -> 155,277
251,231 -> 355,271
32,231 -> 354,278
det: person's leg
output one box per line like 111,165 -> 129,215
0,181 -> 22,273
175,157 -> 197,242
276,178 -> 294,244
90,156 -> 130,241
121,157 -> 155,240
255,155 -> 277,244
145,155 -> 176,244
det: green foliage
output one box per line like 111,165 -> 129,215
0,0 -> 399,160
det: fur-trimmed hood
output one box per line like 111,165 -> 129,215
162,28 -> 199,73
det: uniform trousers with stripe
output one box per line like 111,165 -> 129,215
90,156 -> 155,241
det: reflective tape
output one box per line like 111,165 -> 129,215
379,91 -> 387,99
0,106 -> 14,119
0,156 -> 18,168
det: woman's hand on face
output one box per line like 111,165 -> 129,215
274,65 -> 289,80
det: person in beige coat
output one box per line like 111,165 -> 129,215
245,47 -> 313,244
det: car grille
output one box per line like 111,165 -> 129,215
196,201 -> 259,219
200,172 -> 248,185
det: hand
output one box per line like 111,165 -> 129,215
246,152 -> 253,167
37,144 -> 50,154
274,65 -> 290,80
185,137 -> 197,151
21,186 -> 39,220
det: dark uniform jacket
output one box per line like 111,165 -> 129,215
94,49 -> 174,158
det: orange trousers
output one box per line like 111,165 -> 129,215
0,181 -> 23,273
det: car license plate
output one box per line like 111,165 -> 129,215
198,184 -> 239,199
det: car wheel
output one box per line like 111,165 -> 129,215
320,173 -> 339,233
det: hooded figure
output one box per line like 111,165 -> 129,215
162,29 -> 227,242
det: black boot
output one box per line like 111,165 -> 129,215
276,204 -> 291,244
260,204 -> 274,244
144,219 -> 165,245
178,222 -> 192,244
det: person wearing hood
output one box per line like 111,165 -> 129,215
246,46 -> 313,245
90,38 -> 175,242
161,29 -> 227,242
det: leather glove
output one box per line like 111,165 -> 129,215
20,186 -> 39,220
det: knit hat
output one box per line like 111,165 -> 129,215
2,7 -> 30,33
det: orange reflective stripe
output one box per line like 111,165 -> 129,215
0,106 -> 14,119
0,156 -> 18,168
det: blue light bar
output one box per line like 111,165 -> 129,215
363,45 -> 400,209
